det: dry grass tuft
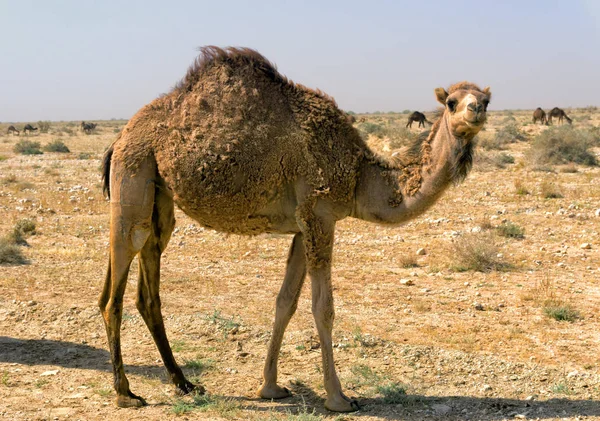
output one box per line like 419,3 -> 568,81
540,181 -> 563,199
450,232 -> 507,272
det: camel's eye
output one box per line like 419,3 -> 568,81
447,99 -> 457,112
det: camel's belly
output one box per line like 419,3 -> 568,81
172,182 -> 300,235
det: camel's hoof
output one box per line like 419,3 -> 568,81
116,392 -> 147,408
324,394 -> 360,412
176,380 -> 204,396
258,383 -> 292,400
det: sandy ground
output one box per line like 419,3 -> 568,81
0,110 -> 599,420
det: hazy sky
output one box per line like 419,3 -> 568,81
1,0 -> 599,122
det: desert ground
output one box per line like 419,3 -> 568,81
1,109 -> 599,421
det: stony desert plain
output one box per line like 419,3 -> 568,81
1,108 -> 599,421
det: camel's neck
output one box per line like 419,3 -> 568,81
352,113 -> 474,225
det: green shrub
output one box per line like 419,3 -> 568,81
14,140 -> 43,155
543,300 -> 580,322
496,221 -> 524,239
43,140 -> 70,153
528,127 -> 598,166
495,123 -> 526,144
37,121 -> 51,133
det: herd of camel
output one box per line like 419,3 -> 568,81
5,121 -> 97,136
406,107 -> 572,128
5,108 -> 572,137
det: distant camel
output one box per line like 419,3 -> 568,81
532,108 -> 548,125
23,124 -> 38,134
7,125 -> 19,136
99,46 -> 491,412
81,121 -> 97,134
406,111 -> 432,128
547,107 -> 572,125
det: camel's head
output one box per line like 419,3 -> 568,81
435,82 -> 491,138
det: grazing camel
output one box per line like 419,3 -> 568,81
532,107 -> 548,125
99,46 -> 491,412
23,124 -> 38,134
81,121 -> 97,134
7,125 -> 19,136
406,111 -> 433,128
547,107 -> 572,125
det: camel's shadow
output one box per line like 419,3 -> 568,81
0,336 -> 163,377
1,336 -> 598,420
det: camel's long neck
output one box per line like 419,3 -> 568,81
352,113 -> 471,225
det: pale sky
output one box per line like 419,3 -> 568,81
1,0 -> 599,122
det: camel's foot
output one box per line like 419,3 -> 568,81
324,391 -> 360,412
176,380 -> 204,396
258,383 -> 291,400
116,391 -> 147,408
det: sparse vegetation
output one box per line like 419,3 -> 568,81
43,139 -> 70,153
514,179 -> 530,195
543,300 -> 580,322
37,121 -> 51,133
496,221 -> 524,239
14,140 -> 43,155
528,126 -> 598,167
540,180 -> 563,199
450,232 -> 507,272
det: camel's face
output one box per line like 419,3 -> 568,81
435,86 -> 491,138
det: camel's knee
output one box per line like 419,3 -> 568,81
275,290 -> 299,317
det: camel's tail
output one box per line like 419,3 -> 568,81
101,143 -> 114,199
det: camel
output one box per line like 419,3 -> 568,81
23,124 -> 38,134
7,125 -> 19,136
406,111 -> 433,128
81,121 -> 97,134
99,46 -> 491,412
547,107 -> 572,125
532,107 -> 547,125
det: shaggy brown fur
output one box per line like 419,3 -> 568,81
547,107 -> 572,125
100,46 -> 491,413
406,111 -> 432,128
533,107 -> 547,125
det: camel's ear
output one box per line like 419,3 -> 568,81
435,88 -> 448,105
483,86 -> 492,100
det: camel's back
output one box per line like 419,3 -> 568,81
116,48 -> 366,233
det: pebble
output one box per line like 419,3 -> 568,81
595,209 -> 600,217
482,384 -> 492,391
431,403 -> 452,415
580,243 -> 592,250
416,248 -> 427,256
473,303 -> 484,311
41,370 -> 59,376
400,279 -> 414,286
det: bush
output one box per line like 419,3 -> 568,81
543,300 -> 580,322
14,140 -> 43,155
496,221 -> 524,239
358,122 -> 385,137
495,123 -> 526,144
450,233 -> 507,272
528,127 -> 598,166
0,238 -> 27,265
37,121 -> 51,133
540,181 -> 563,199
43,140 -> 70,153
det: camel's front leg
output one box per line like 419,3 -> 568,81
259,233 -> 307,399
300,212 -> 359,412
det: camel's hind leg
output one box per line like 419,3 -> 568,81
259,233 -> 306,399
136,184 -> 203,396
99,158 -> 156,408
